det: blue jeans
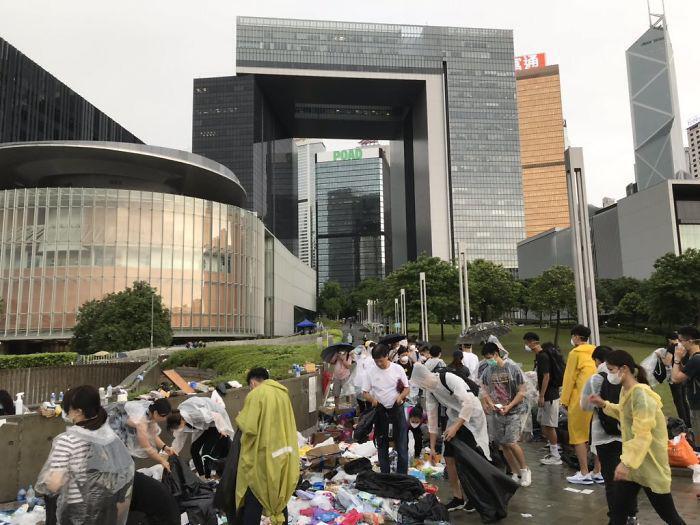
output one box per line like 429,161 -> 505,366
375,403 -> 408,474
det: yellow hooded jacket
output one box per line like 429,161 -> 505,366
602,383 -> 672,494
235,379 -> 300,524
561,343 -> 596,445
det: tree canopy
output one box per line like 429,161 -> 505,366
317,281 -> 347,319
644,249 -> 700,326
467,259 -> 518,322
528,265 -> 576,345
71,281 -> 172,354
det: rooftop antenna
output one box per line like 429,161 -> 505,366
647,0 -> 666,28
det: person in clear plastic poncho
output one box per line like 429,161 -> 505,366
589,350 -> 686,525
122,398 -> 175,471
36,385 -> 134,525
166,395 -> 235,478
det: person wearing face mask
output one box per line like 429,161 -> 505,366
457,336 -> 479,379
330,350 -> 354,405
397,349 -> 414,377
120,398 -> 175,473
561,324 -> 597,485
37,385 -> 134,525
670,325 -> 700,448
589,350 -> 686,525
407,404 -> 428,459
479,342 -> 531,487
523,333 -> 563,466
581,346 -> 636,524
354,342 -> 375,414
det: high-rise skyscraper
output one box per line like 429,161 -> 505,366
295,139 -> 325,268
626,11 -> 688,191
0,37 -> 141,144
316,145 -> 390,291
515,54 -> 569,239
687,118 -> 700,178
194,17 -> 524,270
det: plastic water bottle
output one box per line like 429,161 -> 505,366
26,485 -> 35,505
50,392 -> 56,405
17,487 -> 26,503
14,393 -> 24,415
58,391 -> 64,403
106,385 -> 113,399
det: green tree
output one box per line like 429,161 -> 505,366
71,281 -> 172,354
348,278 -> 385,318
529,265 -> 576,346
318,281 -> 347,320
596,277 -> 641,313
468,259 -> 518,323
382,254 -> 459,340
515,279 -> 531,321
644,249 -> 700,326
615,291 -> 645,333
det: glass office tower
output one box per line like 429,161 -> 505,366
231,17 -> 524,268
316,146 -> 389,291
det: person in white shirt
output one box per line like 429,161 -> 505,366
457,337 -> 480,379
425,345 -> 447,372
362,343 -> 410,474
354,342 -> 375,413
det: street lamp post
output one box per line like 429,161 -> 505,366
400,288 -> 406,335
150,293 -> 154,362
394,298 -> 399,333
419,272 -> 428,340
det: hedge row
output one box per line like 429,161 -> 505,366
0,352 -> 78,369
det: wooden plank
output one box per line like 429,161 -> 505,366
162,369 -> 195,393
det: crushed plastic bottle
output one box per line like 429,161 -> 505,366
17,487 -> 26,503
26,485 -> 35,505
50,392 -> 56,405
58,391 -> 64,403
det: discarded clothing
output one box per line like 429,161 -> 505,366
354,471 -> 424,501
343,458 -> 372,475
353,408 -> 377,443
397,494 -> 449,525
213,431 -> 241,522
162,456 -> 216,525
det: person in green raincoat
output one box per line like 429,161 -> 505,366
235,367 -> 300,525
589,350 -> 686,525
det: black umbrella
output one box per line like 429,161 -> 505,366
379,333 -> 407,346
460,322 -> 510,344
321,343 -> 355,363
359,326 -> 371,333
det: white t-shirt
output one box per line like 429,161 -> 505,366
362,362 -> 409,409
462,351 -> 480,379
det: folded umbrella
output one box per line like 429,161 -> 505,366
460,322 -> 510,345
321,343 -> 355,363
378,333 -> 407,346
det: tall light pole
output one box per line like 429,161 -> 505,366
419,272 -> 428,340
394,298 -> 399,333
150,292 -> 154,362
400,288 -> 406,335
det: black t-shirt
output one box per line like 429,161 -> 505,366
535,351 -> 560,402
683,353 -> 700,409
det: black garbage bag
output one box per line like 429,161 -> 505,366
344,457 -> 372,475
451,439 -> 519,523
213,431 -> 241,523
355,470 -> 424,501
398,494 -> 449,524
162,456 -> 217,525
667,416 -> 687,438
353,407 -> 377,443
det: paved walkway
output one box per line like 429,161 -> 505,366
443,441 -> 697,524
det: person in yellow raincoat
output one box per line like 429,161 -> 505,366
560,324 -> 598,484
589,350 -> 686,525
235,367 -> 300,525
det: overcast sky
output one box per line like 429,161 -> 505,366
1,0 -> 698,205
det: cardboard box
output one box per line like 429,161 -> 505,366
311,432 -> 332,445
305,443 -> 341,469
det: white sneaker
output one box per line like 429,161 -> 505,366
540,454 -> 563,465
566,471 -> 594,485
511,473 -> 520,482
519,468 -> 532,487
592,472 -> 605,484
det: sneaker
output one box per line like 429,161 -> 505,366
445,498 -> 466,512
540,454 -> 563,465
519,468 -> 532,487
592,472 -> 605,484
464,502 -> 476,513
511,473 -> 520,483
566,471 -> 594,485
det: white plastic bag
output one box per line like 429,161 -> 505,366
640,351 -> 661,388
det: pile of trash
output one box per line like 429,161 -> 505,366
292,422 -> 450,525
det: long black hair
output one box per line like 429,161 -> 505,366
62,385 -> 108,431
605,350 -> 648,384
0,389 -> 15,415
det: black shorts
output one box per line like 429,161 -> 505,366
443,426 -> 478,458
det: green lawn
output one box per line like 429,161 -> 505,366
401,322 -> 675,415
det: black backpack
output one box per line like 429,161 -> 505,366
437,369 -> 480,398
545,347 -> 566,388
596,372 -> 622,436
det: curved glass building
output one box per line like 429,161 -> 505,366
0,141 -> 272,343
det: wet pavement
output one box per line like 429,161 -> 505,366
440,442 -> 698,524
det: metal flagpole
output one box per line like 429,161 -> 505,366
419,272 -> 428,340
400,288 -> 406,335
150,293 -> 154,362
458,242 -> 466,334
462,248 -> 471,330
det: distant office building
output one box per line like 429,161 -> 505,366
316,146 -> 390,291
0,37 -> 141,144
626,13 -> 688,191
192,76 -> 296,253
515,54 -> 569,238
688,118 -> 700,178
518,179 -> 700,280
295,139 -> 325,268
194,17 -> 524,270
602,197 -> 616,208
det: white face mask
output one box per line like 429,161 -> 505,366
570,337 -> 576,347
607,371 -> 622,385
399,356 -> 409,364
61,411 -> 73,424
400,339 -> 408,348
419,355 -> 427,363
410,421 -> 421,429
524,345 -> 532,353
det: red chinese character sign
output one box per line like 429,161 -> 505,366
514,53 -> 546,72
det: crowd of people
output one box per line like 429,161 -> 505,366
326,323 -> 694,524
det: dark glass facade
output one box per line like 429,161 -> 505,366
235,17 -> 524,268
192,76 -> 297,253
0,37 -> 141,144
316,149 -> 389,291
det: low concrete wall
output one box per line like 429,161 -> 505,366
0,372 -> 322,502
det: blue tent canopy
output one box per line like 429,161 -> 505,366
296,319 -> 315,328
